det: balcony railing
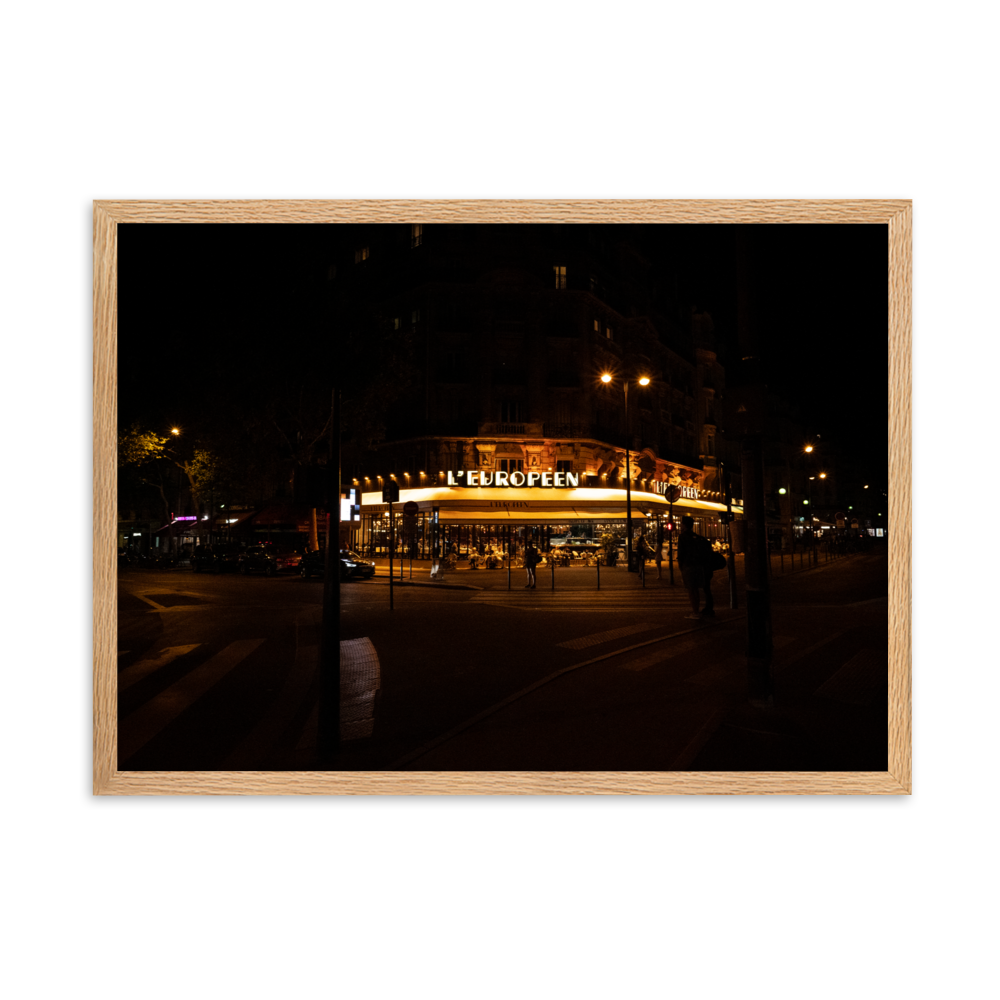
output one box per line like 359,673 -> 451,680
478,422 -> 544,437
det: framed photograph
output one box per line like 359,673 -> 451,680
92,199 -> 913,796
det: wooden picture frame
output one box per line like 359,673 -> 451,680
94,199 -> 911,795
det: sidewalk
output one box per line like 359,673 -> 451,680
366,547 -> 857,592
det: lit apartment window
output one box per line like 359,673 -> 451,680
354,247 -> 369,263
393,318 -> 401,330
594,318 -> 600,333
411,308 -> 421,324
554,265 -> 567,290
606,325 -> 614,341
411,224 -> 423,248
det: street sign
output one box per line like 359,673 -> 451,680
403,500 -> 418,516
382,480 -> 400,503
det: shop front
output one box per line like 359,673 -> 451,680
355,479 -> 741,563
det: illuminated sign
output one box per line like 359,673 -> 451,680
651,482 -> 698,500
340,487 -> 361,522
174,516 -> 197,522
447,470 -> 581,488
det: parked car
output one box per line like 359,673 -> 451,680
339,549 -> 375,580
299,548 -> 375,581
192,545 -> 242,574
299,549 -> 326,579
138,552 -> 177,568
238,544 -> 303,576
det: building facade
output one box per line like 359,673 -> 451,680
332,224 -> 743,555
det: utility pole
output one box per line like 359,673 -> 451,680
721,460 -> 738,609
317,388 -> 341,762
733,233 -> 773,704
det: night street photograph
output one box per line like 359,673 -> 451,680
115,217 -> 890,773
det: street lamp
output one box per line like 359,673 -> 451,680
601,372 -> 650,572
802,445 -> 823,565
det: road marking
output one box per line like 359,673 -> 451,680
118,638 -> 265,764
619,637 -> 702,673
135,594 -> 168,610
118,645 -> 201,692
558,623 -> 659,650
470,592 -> 692,612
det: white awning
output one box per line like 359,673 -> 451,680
360,486 -> 742,522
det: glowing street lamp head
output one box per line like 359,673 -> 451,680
600,373 -> 612,384
804,445 -> 814,453
170,427 -> 180,436
819,472 -> 827,479
778,488 -> 787,495
638,376 -> 650,386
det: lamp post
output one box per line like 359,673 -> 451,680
601,372 -> 650,572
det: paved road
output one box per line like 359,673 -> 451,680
115,546 -> 887,772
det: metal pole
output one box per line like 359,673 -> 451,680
722,461 -> 738,609
625,380 -> 633,572
734,231 -> 773,705
318,387 -> 341,763
668,499 -> 675,585
388,503 -> 394,611
507,526 -> 511,591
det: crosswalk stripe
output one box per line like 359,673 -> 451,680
469,593 -> 689,604
118,645 -> 201,692
118,639 -> 265,763
470,594 -> 692,611
558,623 -> 659,649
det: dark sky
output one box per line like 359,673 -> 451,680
118,222 -> 887,481
651,223 -> 887,480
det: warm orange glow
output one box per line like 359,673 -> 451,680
171,427 -> 180,436
638,376 -> 650,386
804,445 -> 814,453
819,472 -> 827,479
600,373 -> 612,383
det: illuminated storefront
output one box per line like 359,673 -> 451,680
354,481 -> 742,559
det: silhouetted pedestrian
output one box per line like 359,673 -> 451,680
524,543 -> 538,588
677,515 -> 715,618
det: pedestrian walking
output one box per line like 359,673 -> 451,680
635,531 -> 651,584
654,523 -> 663,580
429,541 -> 443,581
677,515 -> 715,619
524,543 -> 538,588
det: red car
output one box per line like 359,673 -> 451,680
238,544 -> 303,576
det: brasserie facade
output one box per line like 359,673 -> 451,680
351,472 -> 742,560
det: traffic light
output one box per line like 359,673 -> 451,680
664,520 -> 675,533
